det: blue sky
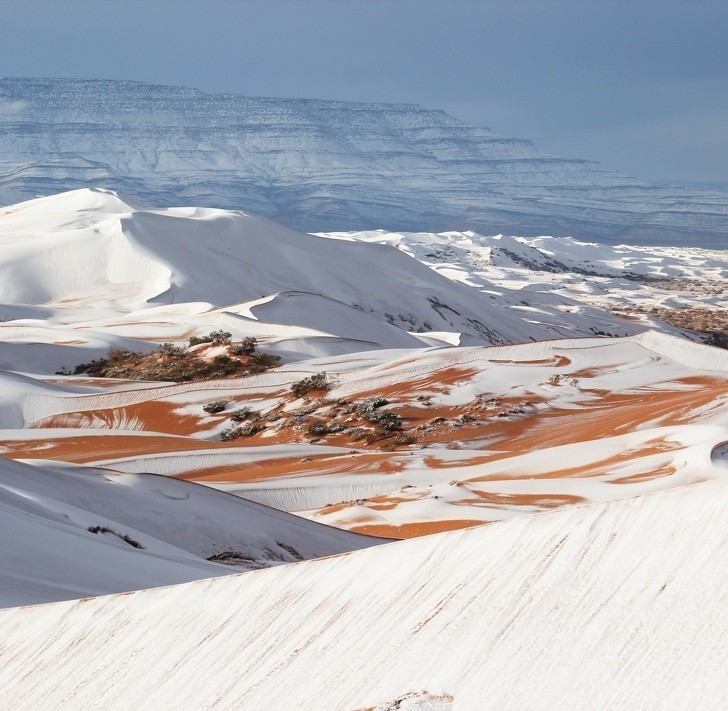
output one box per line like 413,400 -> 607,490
2,0 -> 727,183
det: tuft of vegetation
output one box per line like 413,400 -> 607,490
230,406 -> 260,422
275,540 -> 304,560
229,337 -> 257,356
203,400 -> 227,414
249,351 -> 282,369
306,419 -> 347,436
206,550 -> 255,565
291,372 -> 331,398
87,525 -> 144,549
189,330 -> 232,347
355,399 -> 403,431
72,335 -> 280,383
220,422 -> 265,441
159,342 -> 186,356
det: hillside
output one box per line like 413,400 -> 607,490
0,189 -> 724,536
0,188 -> 668,375
0,456 -> 379,606
1,479 -> 726,708
2,78 -> 728,245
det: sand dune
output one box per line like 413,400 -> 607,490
1,479 -> 726,708
0,188 -> 726,621
1,331 -> 725,538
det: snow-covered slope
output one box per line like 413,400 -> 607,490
325,228 -> 727,344
339,229 -> 728,281
1,479 -> 726,708
0,456 -> 380,607
2,77 -> 728,246
0,189 -> 668,373
2,329 -> 725,538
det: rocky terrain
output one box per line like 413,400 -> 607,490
2,77 -> 728,245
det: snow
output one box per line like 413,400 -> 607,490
0,187 -> 607,371
0,78 -> 724,707
323,229 -> 727,342
1,188 -> 723,377
0,456 -> 380,607
1,479 -> 726,708
2,77 -> 728,245
0,187 -> 725,616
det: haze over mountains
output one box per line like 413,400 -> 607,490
1,77 -> 727,246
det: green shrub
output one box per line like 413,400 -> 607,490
230,337 -> 257,356
230,407 -> 260,422
291,372 -> 331,398
203,401 -> 227,414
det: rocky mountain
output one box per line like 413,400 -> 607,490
0,77 -> 726,245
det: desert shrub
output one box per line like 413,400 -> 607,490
207,551 -> 255,564
291,372 -> 331,398
210,330 -> 232,345
355,399 -> 402,431
72,335 -> 280,383
230,407 -> 260,422
203,400 -> 227,414
158,342 -> 186,357
294,404 -> 318,416
250,352 -> 282,368
306,419 -> 347,436
189,330 -> 231,347
220,422 -> 265,441
230,337 -> 257,356
73,347 -> 142,376
377,412 -> 403,431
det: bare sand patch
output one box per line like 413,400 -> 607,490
350,519 -> 486,538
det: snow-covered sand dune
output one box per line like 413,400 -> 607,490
1,188 -> 699,373
0,456 -> 380,606
324,229 -> 727,340
0,186 -> 726,610
1,479 -> 726,708
1,330 -> 725,537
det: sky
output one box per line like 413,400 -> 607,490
1,0 -> 727,184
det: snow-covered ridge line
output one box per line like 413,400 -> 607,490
2,77 -> 728,244
635,330 -> 728,372
1,478 -> 726,708
2,188 -> 723,378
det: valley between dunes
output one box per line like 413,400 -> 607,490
4,332 -> 727,541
